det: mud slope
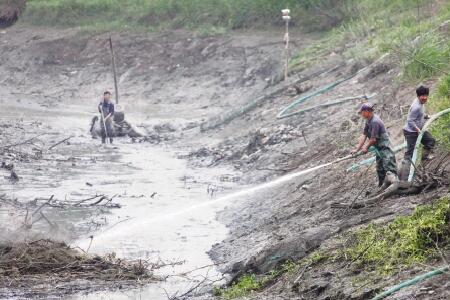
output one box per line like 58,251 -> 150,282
200,45 -> 449,298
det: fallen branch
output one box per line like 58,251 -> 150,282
0,134 -> 46,150
48,136 -> 73,150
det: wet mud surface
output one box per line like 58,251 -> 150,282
1,23 -> 449,300
0,25 -> 311,299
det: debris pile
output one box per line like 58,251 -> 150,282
187,125 -> 304,167
244,125 -> 303,155
0,239 -> 159,297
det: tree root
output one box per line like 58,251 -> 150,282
331,182 -> 430,209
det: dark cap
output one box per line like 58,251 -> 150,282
359,103 -> 374,113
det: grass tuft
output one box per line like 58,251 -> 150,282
214,260 -> 298,299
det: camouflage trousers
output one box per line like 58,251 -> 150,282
100,117 -> 114,143
375,146 -> 398,186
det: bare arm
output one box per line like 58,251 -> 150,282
362,137 -> 377,153
352,134 -> 367,154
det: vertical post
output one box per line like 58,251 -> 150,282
282,9 -> 291,81
109,36 -> 119,104
417,0 -> 421,35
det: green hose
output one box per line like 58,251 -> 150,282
408,108 -> 450,182
277,54 -> 390,119
277,67 -> 367,119
371,265 -> 449,300
200,66 -> 337,131
347,143 -> 406,172
280,93 -> 376,118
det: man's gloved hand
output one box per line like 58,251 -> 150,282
424,114 -> 430,120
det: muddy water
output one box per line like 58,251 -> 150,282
1,103 -> 242,299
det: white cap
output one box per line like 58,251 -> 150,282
281,9 -> 290,15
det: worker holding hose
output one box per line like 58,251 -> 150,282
98,91 -> 115,144
351,103 -> 398,189
403,86 -> 435,161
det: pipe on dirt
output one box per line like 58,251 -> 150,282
280,93 -> 376,118
277,54 -> 389,119
408,108 -> 450,182
200,65 -> 341,131
276,70 -> 365,119
371,265 -> 449,300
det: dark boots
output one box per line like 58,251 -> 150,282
422,148 -> 433,161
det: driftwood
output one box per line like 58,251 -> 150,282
48,136 -> 73,150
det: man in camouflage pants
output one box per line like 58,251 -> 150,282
351,103 -> 398,189
98,91 -> 115,144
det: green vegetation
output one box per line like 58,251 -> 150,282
214,274 -> 263,299
219,196 -> 450,299
24,0 -> 351,32
22,0 -> 450,82
344,196 -> 450,275
395,33 -> 450,81
290,0 -> 450,81
214,260 -> 298,299
429,74 -> 450,148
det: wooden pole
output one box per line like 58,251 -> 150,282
109,36 -> 119,104
282,9 -> 291,81
285,18 -> 290,81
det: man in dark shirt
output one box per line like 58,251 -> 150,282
98,91 -> 115,144
351,103 -> 398,188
